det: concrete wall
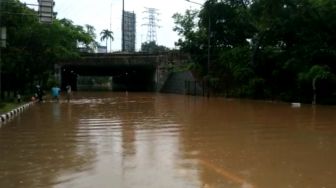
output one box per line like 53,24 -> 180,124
160,71 -> 203,95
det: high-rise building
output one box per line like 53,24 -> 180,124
122,11 -> 136,52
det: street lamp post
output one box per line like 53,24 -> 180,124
185,0 -> 211,97
207,15 -> 210,78
122,0 -> 125,51
0,0 -> 2,101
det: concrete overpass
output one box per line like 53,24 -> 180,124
55,52 -> 189,91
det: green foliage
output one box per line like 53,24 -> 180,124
300,65 -> 331,82
83,24 -> 99,52
140,41 -> 169,53
46,75 -> 60,89
173,9 -> 204,52
0,0 -> 96,96
175,0 -> 336,103
212,47 -> 253,96
0,102 -> 22,114
173,9 -> 209,75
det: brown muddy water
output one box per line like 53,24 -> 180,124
0,92 -> 336,188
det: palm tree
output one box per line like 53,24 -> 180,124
100,29 -> 114,53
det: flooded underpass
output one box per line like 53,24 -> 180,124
1,92 -> 336,188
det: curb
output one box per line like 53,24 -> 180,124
0,102 -> 35,123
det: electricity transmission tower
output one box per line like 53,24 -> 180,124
142,7 -> 160,43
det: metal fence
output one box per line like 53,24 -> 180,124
184,80 -> 210,97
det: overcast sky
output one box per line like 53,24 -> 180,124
20,0 -> 203,51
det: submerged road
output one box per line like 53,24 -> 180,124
0,92 -> 336,188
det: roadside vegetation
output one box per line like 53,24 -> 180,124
173,0 -> 336,104
1,0 -> 336,107
0,102 -> 22,114
0,0 -> 98,109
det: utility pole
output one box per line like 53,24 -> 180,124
0,0 -> 5,100
110,3 -> 112,52
0,26 -> 5,101
122,0 -> 125,51
0,0 -> 2,101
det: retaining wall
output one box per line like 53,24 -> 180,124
160,71 -> 203,95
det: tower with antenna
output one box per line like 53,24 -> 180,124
142,7 -> 160,43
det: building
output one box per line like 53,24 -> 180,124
97,45 -> 107,53
122,11 -> 136,52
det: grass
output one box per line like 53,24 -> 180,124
0,102 -> 23,114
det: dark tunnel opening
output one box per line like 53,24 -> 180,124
61,64 -> 156,92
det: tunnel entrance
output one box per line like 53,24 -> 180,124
61,64 -> 156,92
57,52 -> 189,93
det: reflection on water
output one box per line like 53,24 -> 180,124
0,92 -> 336,188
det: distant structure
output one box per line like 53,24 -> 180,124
38,0 -> 55,24
122,11 -> 136,52
97,45 -> 107,53
142,7 -> 160,43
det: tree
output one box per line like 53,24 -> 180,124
300,65 -> 333,104
100,29 -> 114,53
84,24 -> 98,52
173,9 -> 199,51
1,0 -> 97,97
141,41 -> 169,53
173,0 -> 336,103
199,0 -> 255,48
250,0 -> 336,101
173,9 -> 209,75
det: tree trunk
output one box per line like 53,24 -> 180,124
106,40 -> 108,53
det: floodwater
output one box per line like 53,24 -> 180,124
1,92 -> 336,188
